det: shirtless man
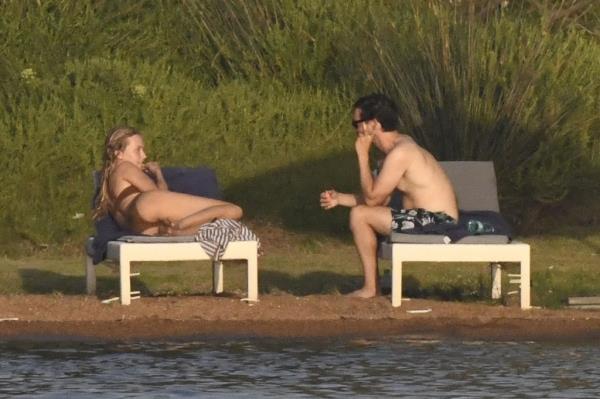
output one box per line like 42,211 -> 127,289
93,127 -> 242,235
320,94 -> 458,298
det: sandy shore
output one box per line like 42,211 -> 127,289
1,294 -> 599,342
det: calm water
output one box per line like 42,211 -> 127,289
1,338 -> 599,398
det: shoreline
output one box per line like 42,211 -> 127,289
1,294 -> 600,343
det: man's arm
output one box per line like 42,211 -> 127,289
320,190 -> 364,209
356,142 -> 407,207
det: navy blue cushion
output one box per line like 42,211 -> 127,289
161,166 -> 222,200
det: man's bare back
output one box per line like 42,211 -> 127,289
384,135 -> 458,219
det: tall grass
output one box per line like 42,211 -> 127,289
353,2 -> 600,226
0,0 -> 598,249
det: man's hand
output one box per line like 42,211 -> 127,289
320,189 -> 339,210
355,131 -> 374,156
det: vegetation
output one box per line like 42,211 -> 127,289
0,0 -> 598,249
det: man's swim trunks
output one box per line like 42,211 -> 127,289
391,208 -> 456,233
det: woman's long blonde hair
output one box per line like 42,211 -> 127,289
92,126 -> 141,220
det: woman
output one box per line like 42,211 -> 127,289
93,126 -> 242,236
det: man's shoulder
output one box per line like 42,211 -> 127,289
387,137 -> 420,159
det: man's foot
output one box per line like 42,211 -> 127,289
347,287 -> 380,298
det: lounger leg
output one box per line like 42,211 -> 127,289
490,263 -> 502,300
520,247 -> 531,310
212,260 -> 224,294
85,255 -> 96,295
119,256 -> 132,306
392,245 -> 403,307
247,246 -> 258,302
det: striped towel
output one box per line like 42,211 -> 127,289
195,219 -> 260,261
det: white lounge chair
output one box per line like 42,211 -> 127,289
85,235 -> 258,305
379,161 -> 531,309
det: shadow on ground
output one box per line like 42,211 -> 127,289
18,268 -> 149,298
259,270 -> 359,296
226,150 -> 358,239
259,270 -> 483,301
226,150 -> 600,239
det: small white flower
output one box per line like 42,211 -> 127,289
21,68 -> 36,81
71,212 -> 84,220
131,84 -> 147,97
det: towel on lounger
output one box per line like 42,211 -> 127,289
195,219 -> 260,261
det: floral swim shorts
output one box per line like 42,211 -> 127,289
390,208 -> 456,233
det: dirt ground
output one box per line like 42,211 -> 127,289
1,294 -> 600,342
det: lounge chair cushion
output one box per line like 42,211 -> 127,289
389,232 -> 510,244
118,235 -> 197,243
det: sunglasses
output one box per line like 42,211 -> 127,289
351,118 -> 369,129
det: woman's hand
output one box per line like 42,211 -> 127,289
320,189 -> 339,210
144,161 -> 168,190
143,161 -> 162,177
159,219 -> 180,236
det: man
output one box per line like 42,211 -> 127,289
320,93 -> 458,298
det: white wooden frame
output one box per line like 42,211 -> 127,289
380,241 -> 530,309
85,239 -> 258,305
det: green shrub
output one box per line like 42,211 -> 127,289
0,0 -> 598,249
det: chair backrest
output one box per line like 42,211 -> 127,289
440,161 -> 500,212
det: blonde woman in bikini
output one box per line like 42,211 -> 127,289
93,126 -> 242,236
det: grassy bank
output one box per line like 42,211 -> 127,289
1,226 -> 598,309
0,1 -> 599,248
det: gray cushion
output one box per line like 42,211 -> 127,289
388,233 -> 510,244
118,235 -> 197,243
389,233 -> 450,244
455,235 -> 510,244
440,161 -> 500,212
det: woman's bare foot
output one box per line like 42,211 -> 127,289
347,287 -> 380,298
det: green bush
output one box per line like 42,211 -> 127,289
0,0 -> 598,249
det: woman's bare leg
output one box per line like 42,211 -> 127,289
133,191 -> 243,235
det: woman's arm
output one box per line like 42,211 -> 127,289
116,161 -> 160,192
143,162 -> 168,190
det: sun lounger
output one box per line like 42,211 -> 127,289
85,236 -> 258,305
379,161 -> 531,309
84,167 -> 259,305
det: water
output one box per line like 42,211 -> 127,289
1,338 -> 599,398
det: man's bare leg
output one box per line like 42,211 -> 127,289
348,205 -> 392,298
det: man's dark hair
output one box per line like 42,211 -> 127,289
353,93 -> 399,131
